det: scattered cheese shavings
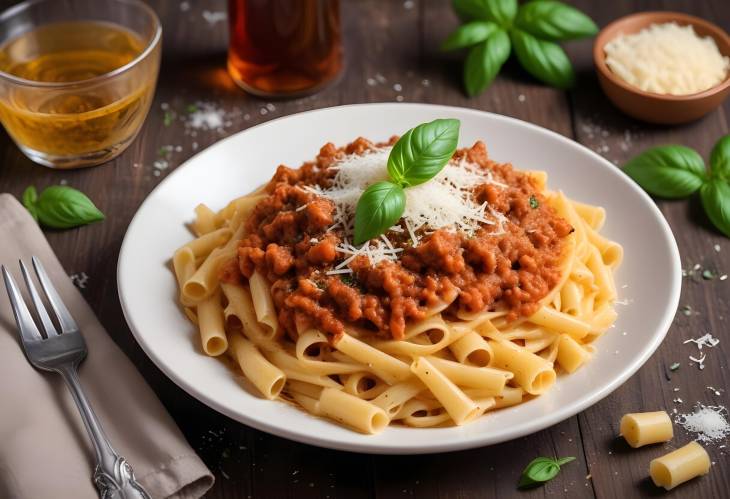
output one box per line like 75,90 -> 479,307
684,333 -> 720,349
70,272 -> 89,289
676,404 -> 730,444
306,147 -> 508,269
689,353 -> 706,370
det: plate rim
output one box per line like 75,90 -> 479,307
118,102 -> 682,454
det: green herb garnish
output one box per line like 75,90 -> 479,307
354,118 -> 460,244
22,185 -> 105,229
186,103 -> 198,114
163,110 -> 174,126
702,269 -> 716,280
529,195 -> 539,209
623,134 -> 730,238
444,0 -> 598,95
669,362 -> 681,371
518,456 -> 575,489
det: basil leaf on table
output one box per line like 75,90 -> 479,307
22,185 -> 39,221
701,180 -> 730,237
623,145 -> 706,198
452,0 -> 517,25
30,185 -> 105,229
515,0 -> 598,41
510,29 -> 574,88
709,134 -> 730,180
441,20 -> 499,51
518,456 -> 574,489
387,118 -> 460,187
464,29 -> 511,96
354,181 -> 406,245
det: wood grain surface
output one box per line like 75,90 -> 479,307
0,1 -> 728,498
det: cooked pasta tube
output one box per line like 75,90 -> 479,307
229,333 -> 285,399
426,356 -> 510,393
333,333 -> 412,384
343,372 -> 388,399
180,227 -> 232,258
196,291 -> 228,356
370,379 -> 425,417
183,247 -> 236,302
448,330 -> 492,367
556,334 -> 590,373
249,270 -> 280,337
489,340 -> 556,395
410,357 -> 479,425
571,200 -> 605,230
560,280 -> 581,316
620,411 -> 673,448
529,306 -> 592,340
172,247 -> 196,307
318,388 -> 389,434
193,203 -> 217,235
493,386 -> 524,409
397,399 -> 452,428
649,441 -> 710,490
286,380 -> 323,399
371,315 -> 453,357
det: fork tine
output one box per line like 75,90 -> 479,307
2,265 -> 43,343
31,256 -> 78,334
20,260 -> 59,337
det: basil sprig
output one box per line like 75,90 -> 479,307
623,134 -> 730,237
443,0 -> 597,94
354,119 -> 460,244
22,185 -> 105,229
518,456 -> 575,489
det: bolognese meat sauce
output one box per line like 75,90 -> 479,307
228,138 -> 573,341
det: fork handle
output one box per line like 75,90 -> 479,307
59,366 -> 151,499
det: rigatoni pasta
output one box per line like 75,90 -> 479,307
171,137 -> 621,434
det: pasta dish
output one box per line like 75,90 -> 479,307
172,124 -> 622,434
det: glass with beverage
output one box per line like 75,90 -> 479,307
227,0 -> 343,97
0,0 -> 161,169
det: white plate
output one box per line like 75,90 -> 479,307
118,103 -> 681,454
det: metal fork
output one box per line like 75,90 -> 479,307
2,257 -> 150,499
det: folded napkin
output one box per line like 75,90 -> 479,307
0,194 -> 214,499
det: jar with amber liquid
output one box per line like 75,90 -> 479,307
227,0 -> 343,97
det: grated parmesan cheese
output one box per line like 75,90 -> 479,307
676,404 -> 730,444
604,22 -> 730,95
306,147 -> 508,268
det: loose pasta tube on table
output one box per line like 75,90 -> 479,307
489,340 -> 556,395
410,357 -> 479,425
649,441 -> 710,490
229,333 -> 285,399
620,411 -> 673,448
196,291 -> 228,356
318,388 -> 389,434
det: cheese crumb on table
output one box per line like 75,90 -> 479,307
604,22 -> 729,95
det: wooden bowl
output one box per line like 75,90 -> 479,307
594,12 -> 730,124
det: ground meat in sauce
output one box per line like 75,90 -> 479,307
224,138 -> 573,341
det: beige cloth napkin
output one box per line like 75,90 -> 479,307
0,194 -> 214,499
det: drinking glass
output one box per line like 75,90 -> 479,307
227,0 -> 343,97
0,0 -> 162,169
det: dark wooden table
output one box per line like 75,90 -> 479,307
1,1 -> 729,497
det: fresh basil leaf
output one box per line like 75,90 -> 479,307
464,29 -> 511,96
623,145 -> 706,198
710,134 -> 730,180
701,180 -> 730,238
556,456 -> 576,466
22,185 -> 38,221
510,28 -> 574,88
518,456 -> 574,489
35,185 -> 105,229
442,20 -> 499,51
354,181 -> 406,245
515,0 -> 598,41
452,0 -> 517,25
387,118 -> 460,187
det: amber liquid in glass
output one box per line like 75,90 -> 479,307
227,0 -> 342,96
0,21 -> 153,160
